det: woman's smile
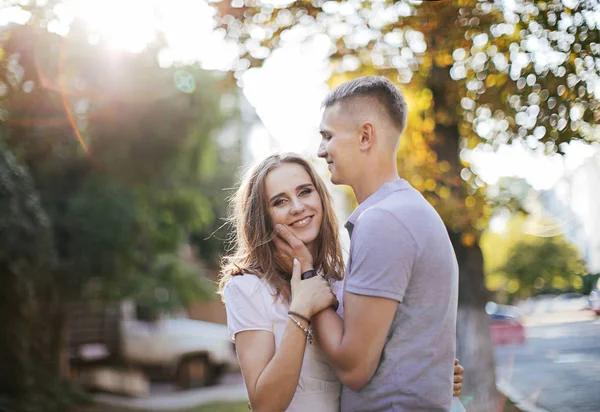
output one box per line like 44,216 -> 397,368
289,215 -> 314,228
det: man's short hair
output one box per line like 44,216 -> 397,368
322,76 -> 408,134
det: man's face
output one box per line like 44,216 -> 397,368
317,103 -> 361,186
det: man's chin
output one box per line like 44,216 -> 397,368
329,175 -> 344,185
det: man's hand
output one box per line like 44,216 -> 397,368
289,259 -> 337,318
275,224 -> 313,272
453,358 -> 464,397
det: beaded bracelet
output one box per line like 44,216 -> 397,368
288,311 -> 310,324
288,314 -> 313,344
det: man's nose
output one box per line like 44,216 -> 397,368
317,140 -> 327,158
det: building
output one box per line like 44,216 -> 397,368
538,150 -> 600,273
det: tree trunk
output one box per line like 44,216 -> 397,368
450,232 -> 498,412
31,279 -> 71,412
427,65 -> 499,411
0,268 -> 36,412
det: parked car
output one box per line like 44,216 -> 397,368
69,300 -> 239,396
551,293 -> 589,312
531,294 -> 559,313
486,302 -> 526,346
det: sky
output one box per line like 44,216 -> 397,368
1,0 -> 596,194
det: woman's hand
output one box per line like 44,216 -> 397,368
453,358 -> 464,397
275,224 -> 314,272
289,259 -> 337,318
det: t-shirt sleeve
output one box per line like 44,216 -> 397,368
345,208 -> 419,302
223,275 -> 273,342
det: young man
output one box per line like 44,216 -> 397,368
277,76 -> 460,411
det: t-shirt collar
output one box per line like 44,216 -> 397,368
345,179 -> 410,236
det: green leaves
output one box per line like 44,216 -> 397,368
0,148 -> 54,267
1,23 -> 242,309
501,235 -> 587,298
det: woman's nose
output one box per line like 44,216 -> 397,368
289,197 -> 304,214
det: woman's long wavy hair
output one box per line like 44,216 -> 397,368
218,153 -> 344,303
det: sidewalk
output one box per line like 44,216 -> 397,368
93,382 -> 247,411
93,311 -> 598,411
522,309 -> 596,327
497,377 -> 550,412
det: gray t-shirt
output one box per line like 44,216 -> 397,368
340,179 -> 458,412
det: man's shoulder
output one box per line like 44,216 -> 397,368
356,188 -> 427,226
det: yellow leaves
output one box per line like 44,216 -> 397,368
422,118 -> 435,133
434,53 -> 454,67
483,204 -> 493,216
485,273 -> 506,291
435,111 -> 453,126
507,279 -> 520,294
419,96 -> 432,111
485,74 -> 497,88
461,233 -> 476,247
571,276 -> 583,289
458,122 -> 471,136
411,130 -> 424,144
465,135 -> 480,149
427,151 -> 437,163
551,276 -> 569,290
465,195 -> 476,208
439,186 -> 451,199
439,160 -> 451,172
328,72 -> 356,89
411,175 -> 424,191
414,148 -> 428,166
421,88 -> 433,101
424,179 -> 436,191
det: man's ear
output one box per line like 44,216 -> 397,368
359,122 -> 375,151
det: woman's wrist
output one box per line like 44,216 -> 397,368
288,311 -> 310,324
299,259 -> 313,273
289,302 -> 311,319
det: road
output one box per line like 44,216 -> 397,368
495,316 -> 600,412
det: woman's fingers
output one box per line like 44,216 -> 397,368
453,382 -> 462,397
291,276 -> 333,317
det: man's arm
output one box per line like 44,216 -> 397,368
312,293 -> 397,390
276,211 -> 414,390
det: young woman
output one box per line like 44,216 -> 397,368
218,153 -> 463,412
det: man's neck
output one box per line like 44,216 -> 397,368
352,169 -> 400,204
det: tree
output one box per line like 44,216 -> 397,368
481,212 -> 587,302
214,0 -> 600,409
1,20 -> 243,411
501,236 -> 587,299
0,147 -> 59,412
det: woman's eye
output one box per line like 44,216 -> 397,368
299,188 -> 312,196
273,199 -> 286,207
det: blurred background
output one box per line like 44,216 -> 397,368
0,0 -> 599,411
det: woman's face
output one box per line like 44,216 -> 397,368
265,163 -> 323,250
